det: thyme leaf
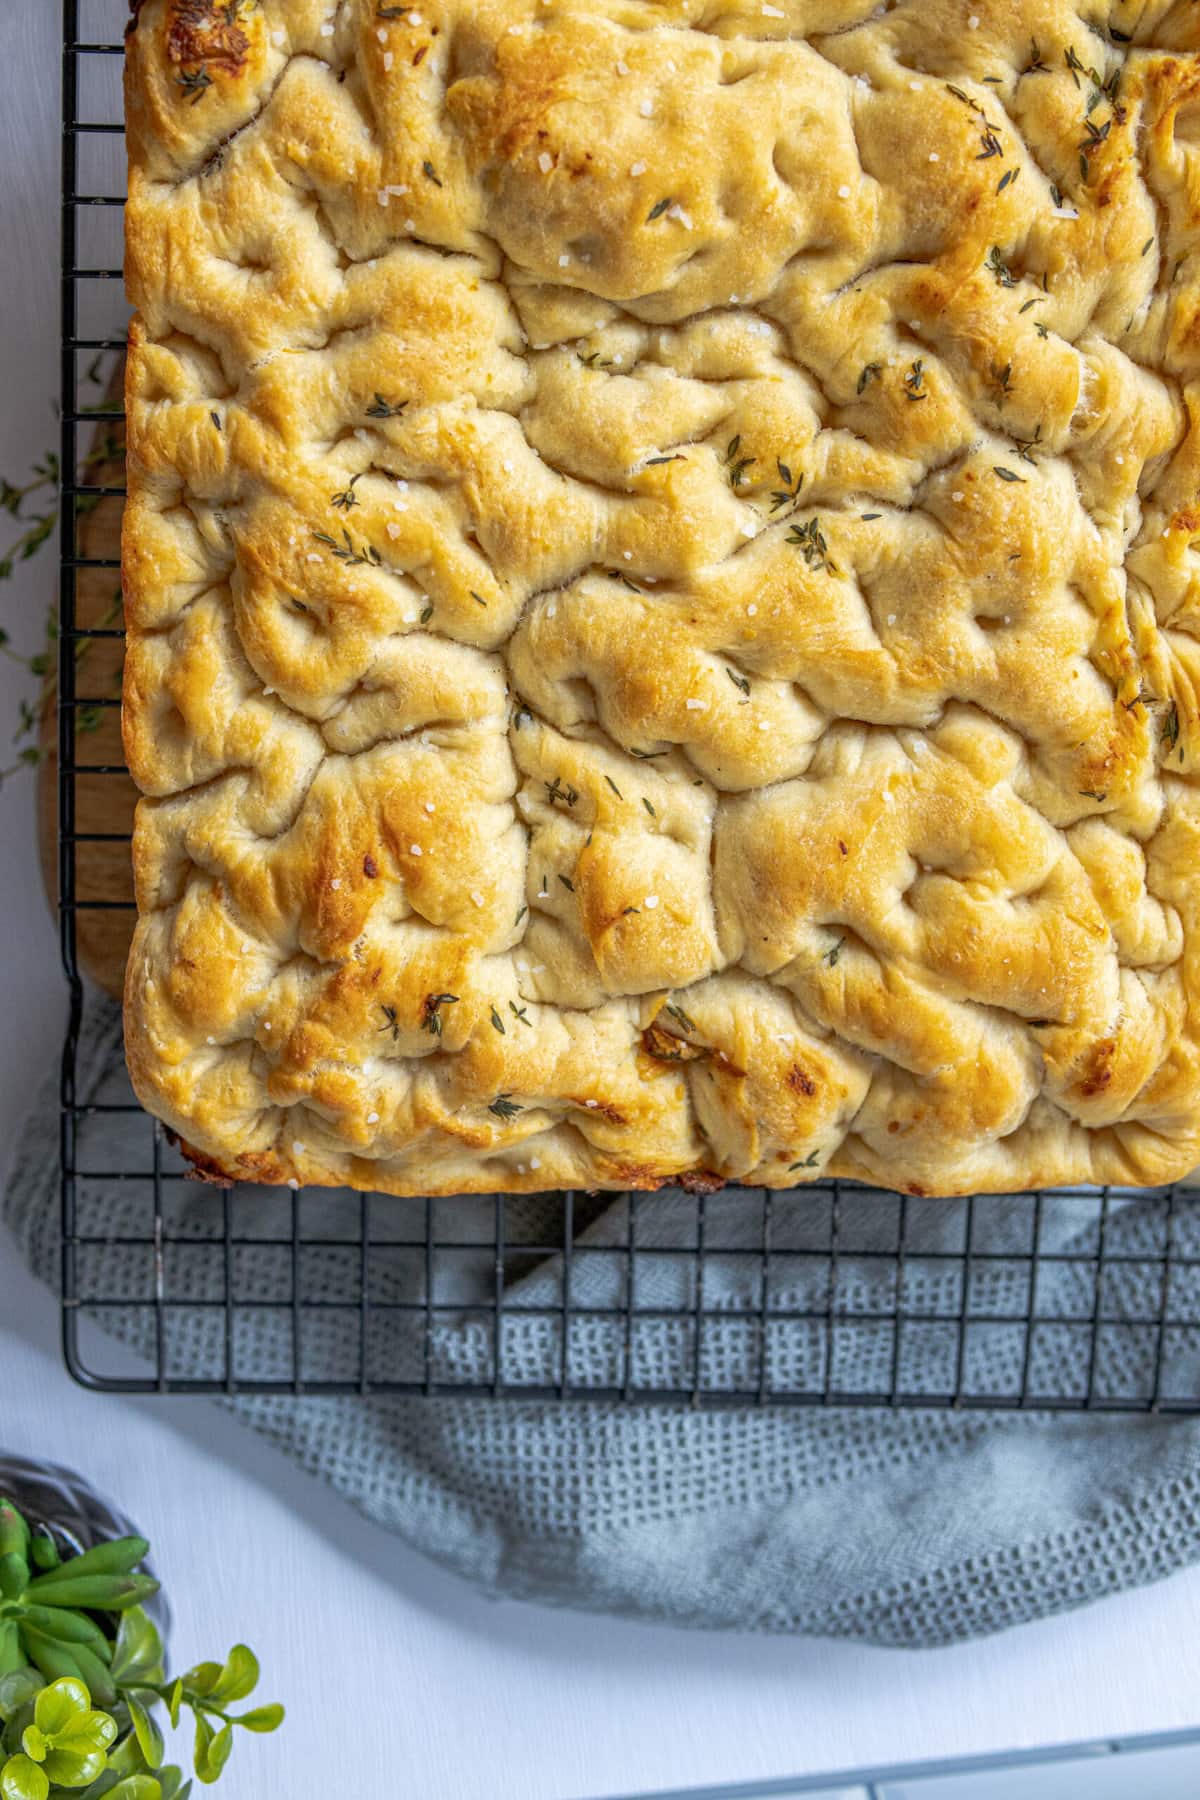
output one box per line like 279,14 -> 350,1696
421,993 -> 459,1036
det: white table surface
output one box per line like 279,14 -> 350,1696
3,6 -> 1200,1797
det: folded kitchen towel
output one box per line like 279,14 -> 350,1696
8,993 -> 1200,1645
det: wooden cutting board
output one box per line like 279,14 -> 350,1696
38,369 -> 134,1001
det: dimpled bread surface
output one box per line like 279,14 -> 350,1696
122,0 -> 1200,1197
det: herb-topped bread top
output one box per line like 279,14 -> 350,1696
123,0 -> 1200,1196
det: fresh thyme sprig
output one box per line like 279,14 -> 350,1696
770,457 -> 804,512
177,67 -> 214,105
722,435 -> 756,490
331,473 -> 363,511
1,417 -> 122,789
421,993 -> 459,1036
787,516 -> 837,575
312,528 -> 383,567
987,246 -> 1016,288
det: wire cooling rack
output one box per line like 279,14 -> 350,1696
57,0 -> 1200,1408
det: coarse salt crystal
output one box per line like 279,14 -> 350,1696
410,844 -> 423,856
644,895 -> 660,909
331,878 -> 342,890
686,698 -> 705,711
539,152 -> 554,173
616,60 -> 630,75
530,1157 -> 541,1170
887,613 -> 897,625
425,800 -> 436,814
639,99 -> 655,118
377,25 -> 388,42
748,603 -> 758,616
838,185 -> 851,198
763,2 -> 784,14
367,1111 -> 380,1124
386,522 -> 401,539
383,51 -> 394,70
952,491 -> 965,503
471,891 -> 485,908
558,253 -> 570,267
630,160 -> 647,177
320,22 -> 334,37
929,152 -> 939,163
758,719 -> 770,731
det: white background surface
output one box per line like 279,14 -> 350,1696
2,4 -> 1200,1797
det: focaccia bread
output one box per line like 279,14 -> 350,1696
123,0 -> 1200,1197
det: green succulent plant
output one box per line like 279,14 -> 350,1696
0,1499 -> 282,1798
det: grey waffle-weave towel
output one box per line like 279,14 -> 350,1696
7,994 -> 1200,1645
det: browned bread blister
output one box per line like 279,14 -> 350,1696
123,0 -> 1200,1196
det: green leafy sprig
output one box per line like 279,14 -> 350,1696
2,359 -> 125,788
0,1498 -> 282,1798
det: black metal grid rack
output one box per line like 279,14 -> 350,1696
58,0 -> 1200,1409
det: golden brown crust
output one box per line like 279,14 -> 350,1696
123,0 -> 1200,1197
